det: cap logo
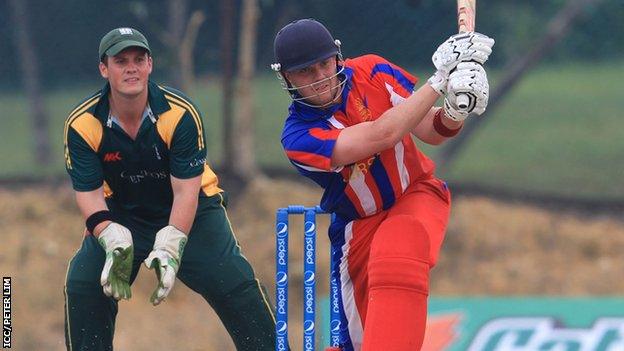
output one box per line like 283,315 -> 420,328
118,28 -> 133,35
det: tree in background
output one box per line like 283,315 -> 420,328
1,0 -> 622,87
170,0 -> 206,91
231,0 -> 261,182
220,0 -> 236,177
436,0 -> 605,173
166,0 -> 188,89
221,0 -> 262,183
131,0 -> 205,92
9,0 -> 51,169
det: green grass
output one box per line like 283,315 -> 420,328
432,63 -> 624,200
0,85 -> 101,177
1,62 -> 622,199
186,75 -> 293,167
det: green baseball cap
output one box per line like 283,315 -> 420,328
98,27 -> 151,60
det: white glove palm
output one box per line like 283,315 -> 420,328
144,225 -> 187,306
444,62 -> 490,121
428,32 -> 494,95
98,223 -> 134,300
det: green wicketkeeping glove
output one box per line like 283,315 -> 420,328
98,222 -> 134,300
144,225 -> 187,306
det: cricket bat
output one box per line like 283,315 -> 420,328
456,0 -> 476,110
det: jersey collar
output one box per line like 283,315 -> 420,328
106,104 -> 155,128
92,80 -> 171,124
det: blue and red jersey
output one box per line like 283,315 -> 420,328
281,54 -> 436,221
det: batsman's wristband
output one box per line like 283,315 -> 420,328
86,210 -> 114,234
433,108 -> 462,137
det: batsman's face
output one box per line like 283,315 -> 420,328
285,57 -> 341,106
99,48 -> 152,98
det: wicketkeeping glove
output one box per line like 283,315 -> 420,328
144,225 -> 187,306
444,62 -> 490,121
98,222 -> 134,300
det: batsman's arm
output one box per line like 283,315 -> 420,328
75,187 -> 111,237
412,107 -> 463,145
331,83 -> 439,167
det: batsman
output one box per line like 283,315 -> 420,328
63,27 -> 276,350
272,18 -> 494,350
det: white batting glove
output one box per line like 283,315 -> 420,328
444,62 -> 490,121
98,223 -> 134,300
144,225 -> 187,306
432,32 -> 495,74
429,32 -> 494,96
427,70 -> 448,96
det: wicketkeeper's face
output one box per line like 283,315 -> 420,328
99,47 -> 152,98
285,57 -> 342,107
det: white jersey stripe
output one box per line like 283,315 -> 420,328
293,161 -> 344,173
394,142 -> 410,192
340,221 -> 364,350
349,172 -> 377,216
385,82 -> 407,106
328,115 -> 346,129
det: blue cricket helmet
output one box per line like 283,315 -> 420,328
273,19 -> 341,72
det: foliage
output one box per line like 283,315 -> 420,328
0,0 -> 621,88
1,62 -> 622,199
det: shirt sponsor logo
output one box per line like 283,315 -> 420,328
120,170 -> 168,184
354,97 -> 372,121
189,157 -> 206,168
103,151 -> 122,162
345,155 -> 377,182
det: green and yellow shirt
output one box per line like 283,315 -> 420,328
64,81 -> 222,218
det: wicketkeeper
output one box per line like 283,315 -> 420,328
272,19 -> 494,350
63,27 -> 276,350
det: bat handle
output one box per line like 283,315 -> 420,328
456,93 -> 470,110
